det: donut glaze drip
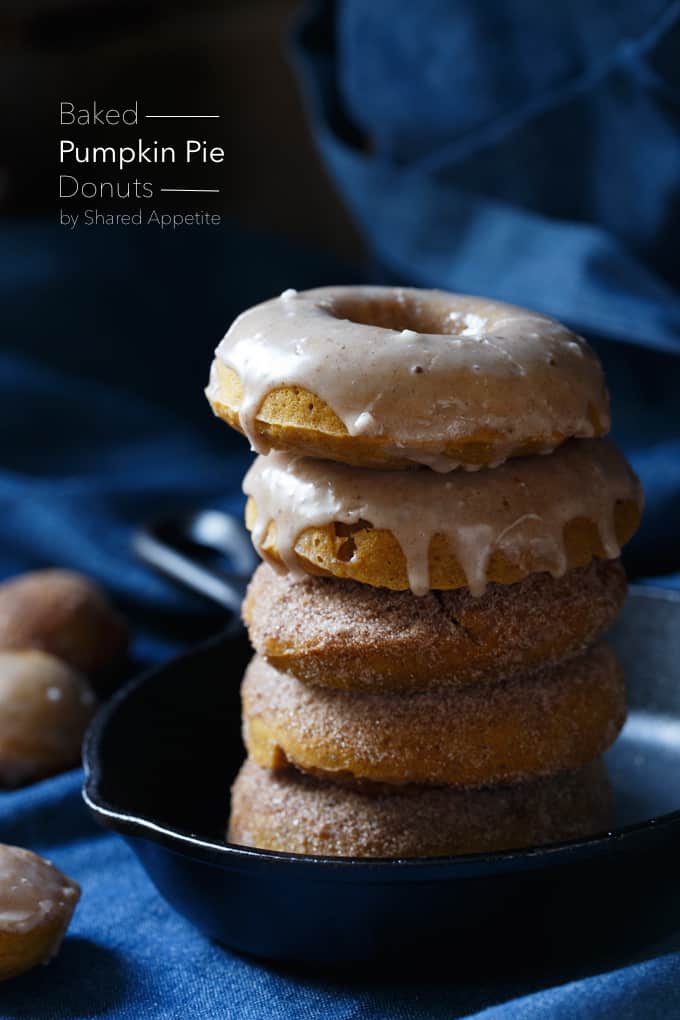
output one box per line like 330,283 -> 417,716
243,440 -> 642,596
0,845 -> 79,937
208,286 -> 610,470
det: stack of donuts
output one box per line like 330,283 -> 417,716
206,286 -> 643,858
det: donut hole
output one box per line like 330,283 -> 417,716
329,294 -> 468,337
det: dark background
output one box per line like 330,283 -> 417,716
0,0 -> 361,259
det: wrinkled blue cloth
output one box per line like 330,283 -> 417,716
297,1 -> 680,350
295,0 -> 680,589
2,776 -> 677,1020
1,0 -> 680,1011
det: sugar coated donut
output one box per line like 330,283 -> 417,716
242,644 -> 626,789
243,559 -> 627,692
0,570 -> 128,677
244,439 -> 642,595
206,286 -> 610,471
0,844 -> 80,981
228,758 -> 613,858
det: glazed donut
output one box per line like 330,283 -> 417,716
244,440 -> 642,595
206,286 -> 610,471
0,651 -> 96,788
243,559 -> 627,692
242,644 -> 626,789
228,758 -> 613,858
0,844 -> 80,981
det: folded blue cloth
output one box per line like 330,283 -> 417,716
297,1 -> 680,350
295,0 -> 680,589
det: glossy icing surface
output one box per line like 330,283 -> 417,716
0,844 -> 79,937
208,286 -> 610,469
243,440 -> 642,596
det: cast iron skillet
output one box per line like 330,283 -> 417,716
83,512 -> 680,967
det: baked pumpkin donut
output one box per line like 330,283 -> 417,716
243,559 -> 627,692
0,570 -> 128,677
242,644 -> 625,789
244,440 -> 642,595
206,286 -> 610,471
0,844 -> 80,981
0,651 -> 96,788
228,758 -> 613,858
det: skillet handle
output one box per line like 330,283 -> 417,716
132,510 -> 257,615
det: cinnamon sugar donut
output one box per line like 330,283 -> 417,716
243,559 -> 627,692
244,440 -> 642,595
228,758 -> 613,858
242,644 -> 626,789
206,286 -> 610,471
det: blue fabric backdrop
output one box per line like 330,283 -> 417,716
295,0 -> 680,589
1,0 -> 680,1015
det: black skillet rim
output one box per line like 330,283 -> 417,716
82,584 -> 680,882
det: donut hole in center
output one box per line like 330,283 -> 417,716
329,294 -> 470,336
